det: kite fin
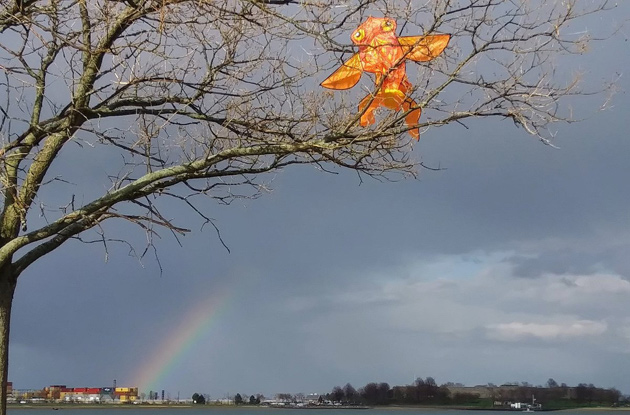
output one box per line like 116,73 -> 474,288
398,34 -> 451,62
321,53 -> 363,90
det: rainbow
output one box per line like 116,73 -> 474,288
131,290 -> 231,393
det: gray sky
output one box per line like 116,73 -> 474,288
7,2 -> 630,400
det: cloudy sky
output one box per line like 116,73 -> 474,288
7,1 -> 630,401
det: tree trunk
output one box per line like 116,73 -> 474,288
0,269 -> 16,415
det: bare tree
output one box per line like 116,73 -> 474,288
0,0 -> 618,413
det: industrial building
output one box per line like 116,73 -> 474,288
8,383 -> 138,403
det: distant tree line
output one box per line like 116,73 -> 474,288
191,393 -> 206,404
189,392 -> 262,405
186,378 -> 625,408
322,377 -> 625,407
233,393 -> 262,405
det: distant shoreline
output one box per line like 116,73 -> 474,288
7,404 -> 630,411
7,404 -> 192,410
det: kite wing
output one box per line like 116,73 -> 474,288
321,53 -> 363,90
399,34 -> 451,62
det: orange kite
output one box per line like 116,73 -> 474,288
321,17 -> 450,139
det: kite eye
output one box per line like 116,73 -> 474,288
381,19 -> 394,32
353,29 -> 365,42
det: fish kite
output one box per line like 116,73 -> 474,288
321,17 -> 450,139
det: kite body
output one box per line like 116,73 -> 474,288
321,17 -> 450,139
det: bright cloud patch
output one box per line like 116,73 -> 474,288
486,320 -> 608,342
571,274 -> 630,293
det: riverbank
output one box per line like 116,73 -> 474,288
7,403 -> 629,411
7,404 -> 193,410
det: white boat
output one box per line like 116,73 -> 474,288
523,394 -> 538,412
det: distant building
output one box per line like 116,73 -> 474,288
306,393 -> 322,404
115,387 -> 139,402
13,389 -> 46,400
8,384 -> 138,403
43,385 -> 66,400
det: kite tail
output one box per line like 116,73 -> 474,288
358,94 -> 379,126
402,98 -> 421,140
